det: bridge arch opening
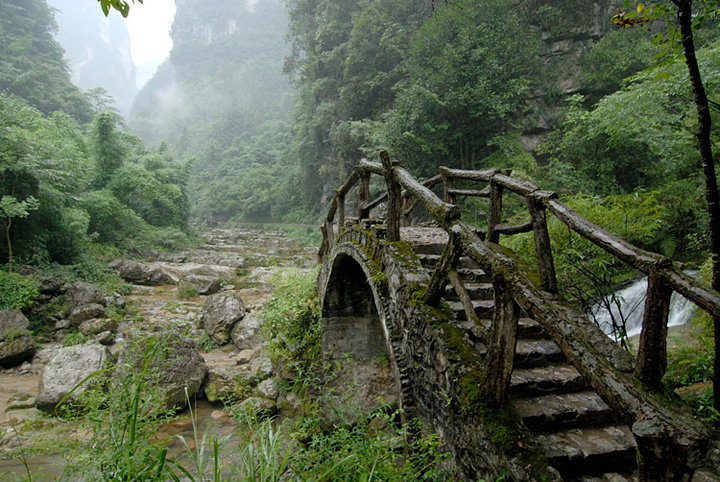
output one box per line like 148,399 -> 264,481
321,253 -> 389,360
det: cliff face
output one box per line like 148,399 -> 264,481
515,0 -> 622,149
48,0 -> 137,115
523,0 -> 620,95
130,0 -> 293,150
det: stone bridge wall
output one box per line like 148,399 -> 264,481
318,224 -> 550,480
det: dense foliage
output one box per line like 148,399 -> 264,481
0,0 -> 92,122
0,0 -> 192,271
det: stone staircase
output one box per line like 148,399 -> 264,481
410,237 -> 638,480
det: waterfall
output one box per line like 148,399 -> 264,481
592,272 -> 696,340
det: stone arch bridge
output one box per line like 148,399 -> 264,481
317,153 -> 720,481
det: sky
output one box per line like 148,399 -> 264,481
125,0 -> 177,88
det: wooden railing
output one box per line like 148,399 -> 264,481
319,152 -> 720,391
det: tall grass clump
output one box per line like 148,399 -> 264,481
58,339 -> 177,480
262,268 -> 321,376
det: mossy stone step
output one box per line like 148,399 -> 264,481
442,282 -> 493,301
513,391 -> 616,433
514,339 -> 566,368
446,299 -> 494,320
509,364 -> 587,397
537,424 -> 636,478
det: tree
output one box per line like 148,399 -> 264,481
97,0 -> 143,18
0,195 -> 38,273
91,111 -> 126,188
616,0 -> 720,407
382,0 -> 541,175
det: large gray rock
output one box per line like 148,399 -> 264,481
230,310 -> 262,350
185,250 -> 246,268
203,365 -> 254,403
36,343 -> 110,414
68,303 -> 106,326
0,310 -> 35,367
0,310 -> 30,339
115,334 -> 206,410
157,262 -> 235,283
107,259 -> 174,285
183,274 -> 222,296
201,292 -> 245,345
78,318 -> 118,336
66,282 -> 105,310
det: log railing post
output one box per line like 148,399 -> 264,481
401,195 -> 411,227
442,170 -> 456,205
357,168 -> 371,220
337,192 -> 345,228
425,230 -> 460,305
527,192 -> 558,293
381,151 -> 401,242
635,267 -> 673,387
483,272 -> 519,406
487,180 -> 503,244
319,222 -> 330,260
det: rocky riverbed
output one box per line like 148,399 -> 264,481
0,227 -> 318,478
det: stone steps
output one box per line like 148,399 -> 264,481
443,282 -> 493,301
514,339 -> 566,368
513,391 -> 616,433
509,364 -> 588,397
405,230 -> 637,479
446,299 -> 495,320
537,425 -> 637,478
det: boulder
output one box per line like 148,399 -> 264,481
158,262 -> 235,283
249,356 -> 273,381
185,250 -> 246,268
36,343 -> 111,414
104,293 -> 126,308
0,336 -> 36,368
94,331 -> 115,346
78,318 -> 118,336
115,334 -> 206,410
231,310 -> 263,350
35,276 -> 65,303
68,303 -> 106,326
277,392 -> 304,418
0,310 -> 30,340
257,378 -> 279,400
0,310 -> 35,367
66,282 -> 105,310
107,259 -> 173,285
203,365 -> 255,403
201,292 -> 245,345
182,274 -> 222,296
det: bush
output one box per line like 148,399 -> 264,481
0,271 -> 39,310
262,268 -> 321,375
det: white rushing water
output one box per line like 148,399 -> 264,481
592,273 -> 696,340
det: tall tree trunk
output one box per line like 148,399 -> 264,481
675,0 -> 720,410
3,221 -> 12,274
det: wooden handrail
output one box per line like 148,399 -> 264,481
322,158 -> 720,320
320,154 -> 720,477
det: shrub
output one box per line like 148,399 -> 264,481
0,271 -> 39,311
262,268 -> 321,375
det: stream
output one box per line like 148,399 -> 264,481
0,227 -> 317,479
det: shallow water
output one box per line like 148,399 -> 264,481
0,399 -> 241,480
